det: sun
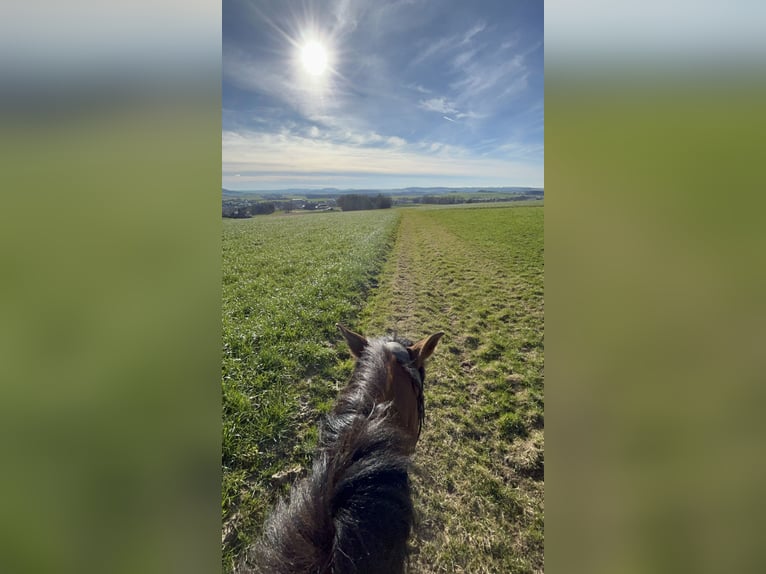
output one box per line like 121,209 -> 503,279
300,41 -> 328,76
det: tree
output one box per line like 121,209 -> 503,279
337,193 -> 392,211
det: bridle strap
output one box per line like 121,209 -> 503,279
384,341 -> 425,436
384,342 -> 421,386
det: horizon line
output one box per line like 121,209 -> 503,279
223,185 -> 545,193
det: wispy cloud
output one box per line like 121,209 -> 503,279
412,21 -> 486,65
455,110 -> 486,120
224,49 -> 339,122
411,36 -> 453,65
419,96 -> 458,114
407,20 -> 535,118
453,48 -> 479,68
450,54 -> 527,99
223,129 -> 542,188
223,1 -> 543,189
289,121 -> 410,149
460,22 -> 486,45
419,96 -> 485,122
406,83 -> 432,94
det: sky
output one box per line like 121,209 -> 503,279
223,0 -> 543,191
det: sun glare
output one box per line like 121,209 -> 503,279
301,41 -> 328,76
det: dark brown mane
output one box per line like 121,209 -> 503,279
239,326 -> 442,574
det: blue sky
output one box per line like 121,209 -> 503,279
223,0 -> 543,190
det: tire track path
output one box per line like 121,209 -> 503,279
361,206 -> 544,574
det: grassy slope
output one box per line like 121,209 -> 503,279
361,205 -> 544,573
221,204 -> 544,573
221,210 -> 400,571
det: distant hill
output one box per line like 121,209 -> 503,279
222,186 -> 543,199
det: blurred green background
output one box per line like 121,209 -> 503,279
0,102 -> 223,573
546,2 -> 766,572
0,1 -> 222,570
2,1 -> 766,573
547,80 -> 766,574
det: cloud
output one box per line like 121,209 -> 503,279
330,0 -> 367,35
455,110 -> 485,120
256,119 -> 410,150
419,97 -> 485,122
411,36 -> 453,65
499,73 -> 530,98
451,54 -> 527,98
460,22 -> 486,45
419,97 -> 458,114
453,48 -> 479,68
412,21 -> 486,65
222,129 -> 542,187
406,83 -> 432,94
337,129 -> 408,147
408,23 -> 535,115
223,46 -> 345,123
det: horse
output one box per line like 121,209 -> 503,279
240,324 -> 443,574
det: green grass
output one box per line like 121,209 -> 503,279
221,204 -> 544,573
360,205 -> 544,573
221,210 -> 400,570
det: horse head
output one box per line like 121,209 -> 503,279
337,323 -> 444,450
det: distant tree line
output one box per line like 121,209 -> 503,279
407,193 -> 543,205
419,195 -> 461,204
336,193 -> 392,211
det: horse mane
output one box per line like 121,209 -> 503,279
240,335 -> 419,574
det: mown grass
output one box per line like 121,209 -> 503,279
221,210 -> 400,571
360,205 -> 544,573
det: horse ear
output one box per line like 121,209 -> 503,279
337,324 -> 368,358
409,332 -> 444,366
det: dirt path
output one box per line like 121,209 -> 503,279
361,207 -> 544,573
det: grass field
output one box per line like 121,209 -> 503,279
221,210 -> 400,568
221,204 -> 544,573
